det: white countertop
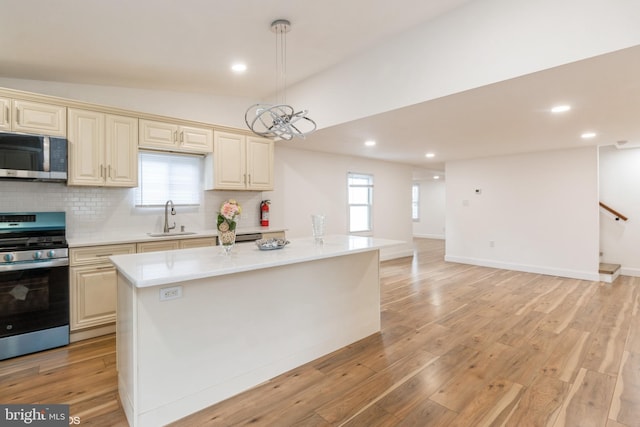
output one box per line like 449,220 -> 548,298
67,226 -> 286,247
109,235 -> 404,288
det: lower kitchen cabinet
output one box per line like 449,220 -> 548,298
70,265 -> 119,330
69,244 -> 136,332
69,237 -> 216,339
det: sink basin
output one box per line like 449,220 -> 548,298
147,232 -> 197,237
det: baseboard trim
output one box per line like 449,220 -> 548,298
413,234 -> 445,240
444,255 -> 600,281
70,324 -> 116,343
621,267 -> 640,277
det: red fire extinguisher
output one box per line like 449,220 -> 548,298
260,200 -> 270,227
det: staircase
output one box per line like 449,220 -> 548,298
599,263 -> 621,283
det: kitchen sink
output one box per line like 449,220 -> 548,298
147,231 -> 198,237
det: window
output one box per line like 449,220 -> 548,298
412,183 -> 420,221
348,173 -> 373,233
136,151 -> 202,207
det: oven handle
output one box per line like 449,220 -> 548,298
0,258 -> 69,272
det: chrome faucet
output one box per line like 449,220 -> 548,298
163,200 -> 176,233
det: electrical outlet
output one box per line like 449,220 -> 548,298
159,286 -> 182,301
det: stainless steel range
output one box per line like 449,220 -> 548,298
0,212 -> 69,360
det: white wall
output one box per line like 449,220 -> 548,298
445,147 -> 600,280
264,146 -> 414,259
413,179 -> 446,239
599,146 -> 640,276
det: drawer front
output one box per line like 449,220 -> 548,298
70,244 -> 136,266
179,237 -> 217,249
136,240 -> 180,253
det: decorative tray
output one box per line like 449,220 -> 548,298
255,238 -> 290,251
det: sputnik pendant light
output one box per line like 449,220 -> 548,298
245,19 -> 317,140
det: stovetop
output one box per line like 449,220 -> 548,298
0,212 -> 67,262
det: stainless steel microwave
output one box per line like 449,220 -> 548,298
0,132 -> 67,181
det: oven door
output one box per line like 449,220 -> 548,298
0,259 -> 69,339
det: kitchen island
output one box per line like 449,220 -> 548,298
110,235 -> 403,427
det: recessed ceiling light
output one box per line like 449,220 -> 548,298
433,175 -> 440,180
581,132 -> 597,139
425,153 -> 435,158
364,140 -> 376,147
551,105 -> 571,113
231,63 -> 247,73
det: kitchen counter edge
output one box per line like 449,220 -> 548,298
109,235 -> 404,288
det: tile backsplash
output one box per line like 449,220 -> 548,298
0,181 -> 264,237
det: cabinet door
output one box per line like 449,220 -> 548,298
180,125 -> 213,153
0,97 -> 9,131
12,99 -> 66,136
212,131 -> 246,190
105,114 -> 138,187
139,119 -> 178,150
246,136 -> 274,190
136,240 -> 181,253
67,108 -> 105,186
70,265 -> 117,330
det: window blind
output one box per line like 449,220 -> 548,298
135,151 -> 202,207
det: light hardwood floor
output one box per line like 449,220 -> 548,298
1,239 -> 639,426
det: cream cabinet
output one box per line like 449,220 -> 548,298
67,108 -> 138,187
178,237 -> 217,249
0,98 -> 66,136
0,97 -> 9,131
139,119 -> 213,153
69,244 -> 136,331
205,130 -> 274,191
136,240 -> 180,253
137,237 -> 217,253
261,231 -> 286,239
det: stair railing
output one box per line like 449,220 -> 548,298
599,202 -> 628,221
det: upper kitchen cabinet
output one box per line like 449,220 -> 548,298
67,108 -> 138,187
0,98 -> 9,131
0,97 -> 66,136
205,130 -> 274,191
139,119 -> 213,154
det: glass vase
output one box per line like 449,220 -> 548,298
218,229 -> 236,254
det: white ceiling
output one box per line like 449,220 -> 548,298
1,0 -> 639,173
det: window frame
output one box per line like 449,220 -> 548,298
412,183 -> 420,222
347,172 -> 374,235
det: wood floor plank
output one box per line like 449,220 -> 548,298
608,351 -> 640,426
376,345 -> 476,419
553,368 -> 617,427
503,374 -> 570,427
428,342 -> 513,412
315,350 -> 438,425
449,377 -> 524,427
1,238 -> 638,426
540,328 -> 591,383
